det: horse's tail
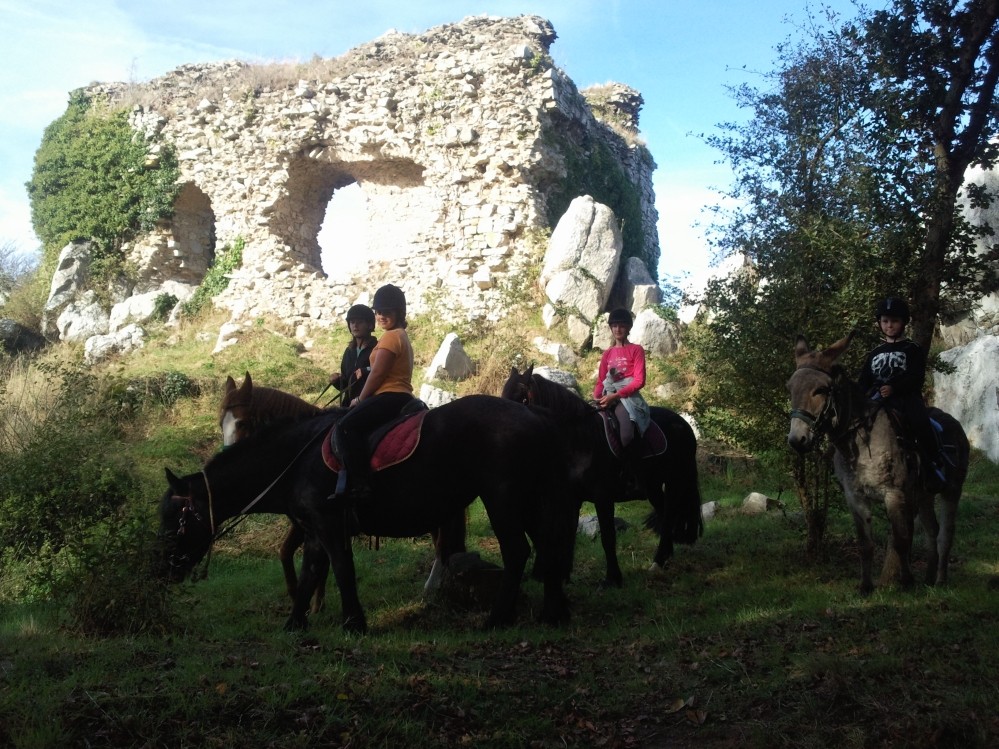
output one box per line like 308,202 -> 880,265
647,412 -> 704,544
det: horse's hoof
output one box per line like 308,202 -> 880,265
342,616 -> 368,635
484,613 -> 515,630
539,609 -> 570,626
283,617 -> 308,632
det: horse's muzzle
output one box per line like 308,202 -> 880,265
787,421 -> 815,453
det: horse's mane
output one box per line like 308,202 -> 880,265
208,408 -> 340,471
529,375 -> 594,419
223,385 -> 321,419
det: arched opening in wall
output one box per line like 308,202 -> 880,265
172,182 -> 216,280
319,182 -> 370,277
275,154 -> 429,277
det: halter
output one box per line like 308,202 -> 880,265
789,366 -> 841,438
169,425 -> 329,578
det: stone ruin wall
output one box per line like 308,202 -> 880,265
90,14 -> 659,338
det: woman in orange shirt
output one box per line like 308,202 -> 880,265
332,284 -> 415,501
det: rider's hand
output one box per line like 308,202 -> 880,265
598,393 -> 619,409
349,397 -> 360,407
330,372 -> 341,386
879,384 -> 893,398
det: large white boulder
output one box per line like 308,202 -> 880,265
55,290 -> 109,343
425,332 -> 475,381
631,309 -> 681,358
934,335 -> 999,462
540,196 -> 623,340
84,323 -> 146,365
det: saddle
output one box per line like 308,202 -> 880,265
597,404 -> 667,458
322,400 -> 429,473
873,400 -> 951,487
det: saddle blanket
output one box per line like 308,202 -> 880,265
599,410 -> 667,458
322,409 -> 428,473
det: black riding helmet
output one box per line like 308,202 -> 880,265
607,308 -> 633,327
345,304 -> 375,326
372,284 -> 406,314
875,297 -> 910,324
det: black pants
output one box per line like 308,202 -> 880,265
334,391 -> 414,484
888,393 -> 938,458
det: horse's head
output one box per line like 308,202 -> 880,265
786,333 -> 853,452
220,372 -> 254,447
500,365 -> 534,404
156,467 -> 214,582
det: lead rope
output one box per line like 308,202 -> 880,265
194,426 -> 330,579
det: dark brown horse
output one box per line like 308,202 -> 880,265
159,396 -> 577,633
501,366 -> 703,587
787,333 -> 970,594
220,373 -> 326,611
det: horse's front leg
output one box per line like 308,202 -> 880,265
848,500 -> 876,596
883,490 -> 915,589
485,528 -> 530,628
318,510 -> 367,634
279,519 -> 302,601
424,510 -> 467,597
285,538 -> 326,631
594,498 -> 623,587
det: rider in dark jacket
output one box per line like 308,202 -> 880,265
330,304 -> 377,404
857,296 -> 947,484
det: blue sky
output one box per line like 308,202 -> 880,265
0,0 -> 875,295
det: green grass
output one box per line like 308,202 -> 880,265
2,306 -> 998,747
3,475 -> 999,748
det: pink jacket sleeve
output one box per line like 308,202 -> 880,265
614,344 -> 646,398
593,349 -> 611,398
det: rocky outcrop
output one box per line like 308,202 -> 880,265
64,15 -> 658,351
934,335 -> 999,462
0,319 -> 46,355
540,195 -> 623,348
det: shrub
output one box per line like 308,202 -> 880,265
61,507 -> 174,636
0,364 -> 139,561
152,292 -> 179,321
26,89 -> 180,263
180,237 -> 244,317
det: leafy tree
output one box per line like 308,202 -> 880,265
691,1 -> 999,550
26,89 -> 179,266
863,0 -> 999,345
0,241 -> 38,302
694,1 -> 999,455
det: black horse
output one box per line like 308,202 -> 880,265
501,366 -> 702,587
158,395 -> 577,633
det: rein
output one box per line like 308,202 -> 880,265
174,424 -> 330,579
791,365 -> 875,447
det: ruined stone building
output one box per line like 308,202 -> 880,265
82,14 -> 658,340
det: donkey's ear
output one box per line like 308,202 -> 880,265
793,335 -> 811,361
824,332 -> 854,362
243,372 -> 252,388
525,363 -> 534,378
224,375 -> 236,393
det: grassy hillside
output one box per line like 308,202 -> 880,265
1,305 -> 997,748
